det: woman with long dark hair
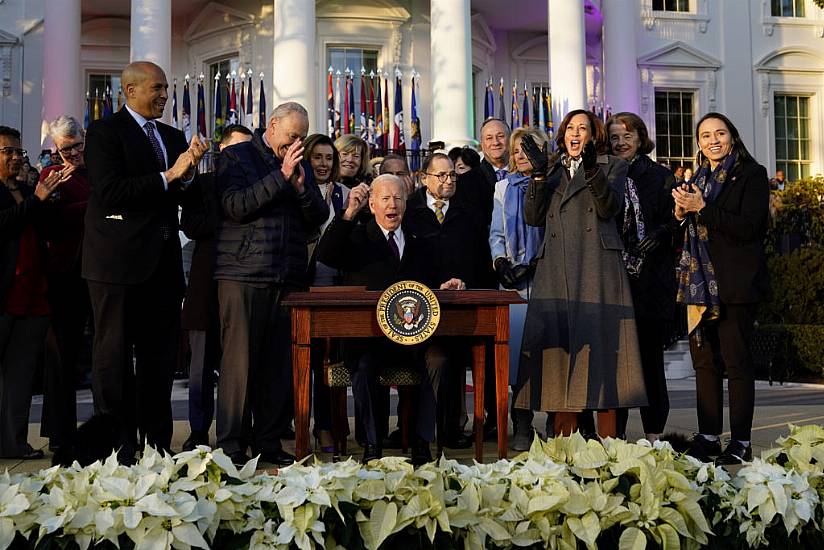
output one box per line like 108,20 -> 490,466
606,112 -> 677,442
672,112 -> 770,464
517,109 -> 647,438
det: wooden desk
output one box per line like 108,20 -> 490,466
283,289 -> 525,461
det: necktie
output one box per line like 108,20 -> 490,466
495,169 -> 508,181
433,200 -> 445,224
144,121 -> 166,170
387,231 -> 400,261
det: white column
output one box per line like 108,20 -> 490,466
272,0 -> 316,129
548,0 -> 587,122
430,0 -> 474,147
42,0 -> 82,127
602,0 -> 640,114
130,0 -> 172,77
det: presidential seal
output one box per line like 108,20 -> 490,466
376,280 -> 440,345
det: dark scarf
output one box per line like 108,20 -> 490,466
620,164 -> 646,277
676,152 -> 737,334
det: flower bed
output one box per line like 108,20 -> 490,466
2,425 -> 823,549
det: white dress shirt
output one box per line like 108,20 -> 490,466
378,224 -> 405,259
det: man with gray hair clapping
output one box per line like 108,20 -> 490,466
214,102 -> 328,466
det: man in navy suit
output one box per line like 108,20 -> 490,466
83,61 -> 209,463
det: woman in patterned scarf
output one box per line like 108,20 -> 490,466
672,112 -> 770,465
606,112 -> 677,444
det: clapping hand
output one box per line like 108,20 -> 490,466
35,166 -> 73,201
281,139 -> 304,182
672,183 -> 705,220
342,183 -> 370,221
520,134 -> 549,176
188,135 -> 210,166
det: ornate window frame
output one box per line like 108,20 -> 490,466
760,0 -> 824,37
641,0 -> 711,33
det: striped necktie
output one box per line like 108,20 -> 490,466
433,200 -> 445,224
144,121 -> 166,170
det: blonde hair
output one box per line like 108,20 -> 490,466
334,135 -> 371,180
508,127 -> 549,174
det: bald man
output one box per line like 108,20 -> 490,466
83,61 -> 209,463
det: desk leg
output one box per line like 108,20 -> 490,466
471,342 -> 485,462
495,306 -> 510,459
291,308 -> 312,460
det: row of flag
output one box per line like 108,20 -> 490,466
483,78 -> 554,140
325,67 -> 421,167
83,88 -> 121,129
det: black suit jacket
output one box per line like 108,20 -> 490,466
82,107 -> 190,285
0,185 -> 49,310
454,159 -> 498,226
696,157 -> 771,304
403,188 -> 496,289
316,216 -> 428,290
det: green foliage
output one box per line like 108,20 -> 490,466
759,249 -> 824,325
767,177 -> 824,253
814,0 -> 824,9
754,324 -> 824,376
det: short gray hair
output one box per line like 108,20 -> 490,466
371,174 -> 405,196
270,102 -> 308,121
49,115 -> 84,141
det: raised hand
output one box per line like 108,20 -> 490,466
35,170 -> 65,201
343,183 -> 370,221
188,135 -> 210,165
582,140 -> 598,172
281,139 -> 304,181
520,134 -> 549,176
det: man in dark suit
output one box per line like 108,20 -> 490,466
405,153 -> 496,449
83,61 -> 210,462
454,118 -> 511,226
317,175 -> 465,465
214,102 -> 328,467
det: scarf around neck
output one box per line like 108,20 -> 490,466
676,151 -> 737,334
503,172 -> 545,265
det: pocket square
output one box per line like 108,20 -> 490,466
105,214 -> 124,220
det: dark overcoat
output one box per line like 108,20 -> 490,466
515,155 -> 647,412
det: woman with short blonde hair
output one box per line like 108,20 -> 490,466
334,135 -> 371,187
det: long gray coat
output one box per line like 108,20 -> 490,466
515,155 -> 647,412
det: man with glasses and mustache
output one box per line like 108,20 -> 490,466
405,152 -> 496,451
37,115 -> 92,453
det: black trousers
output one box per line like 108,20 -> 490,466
87,248 -> 183,456
690,304 -> 756,441
346,340 -> 436,446
216,281 -> 293,455
616,316 -> 670,436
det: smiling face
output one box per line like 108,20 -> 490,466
607,122 -> 640,162
339,148 -> 362,178
512,137 -> 534,175
124,63 -> 168,120
309,143 -> 334,184
266,111 -> 309,160
369,176 -> 406,232
563,113 -> 592,158
697,116 -> 734,168
480,120 -> 509,168
54,133 -> 85,168
423,156 -> 457,200
0,134 -> 24,181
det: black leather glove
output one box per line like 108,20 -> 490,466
582,141 -> 598,172
637,226 -> 669,254
520,134 -> 549,176
494,257 -> 519,289
510,263 -> 532,285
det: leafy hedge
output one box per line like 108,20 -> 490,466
755,324 -> 824,376
3,426 -> 824,550
767,177 -> 824,254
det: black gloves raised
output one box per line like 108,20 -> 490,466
520,134 -> 550,177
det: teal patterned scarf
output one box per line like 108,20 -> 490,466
676,152 -> 737,334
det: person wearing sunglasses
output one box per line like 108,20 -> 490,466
0,125 -> 64,459
37,115 -> 92,454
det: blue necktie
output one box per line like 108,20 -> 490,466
144,121 -> 166,170
495,169 -> 508,181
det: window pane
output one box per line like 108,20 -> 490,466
799,120 -> 809,139
775,120 -> 786,138
774,95 -> 785,117
788,139 -> 798,159
771,0 -> 781,16
787,96 -> 798,117
795,0 -> 805,17
801,163 -> 811,178
800,140 -> 810,160
787,163 -> 799,182
798,97 -> 809,117
653,0 -> 664,9
776,139 -> 787,159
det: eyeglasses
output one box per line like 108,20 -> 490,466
0,147 -> 26,158
58,141 -> 84,155
425,171 -> 458,183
